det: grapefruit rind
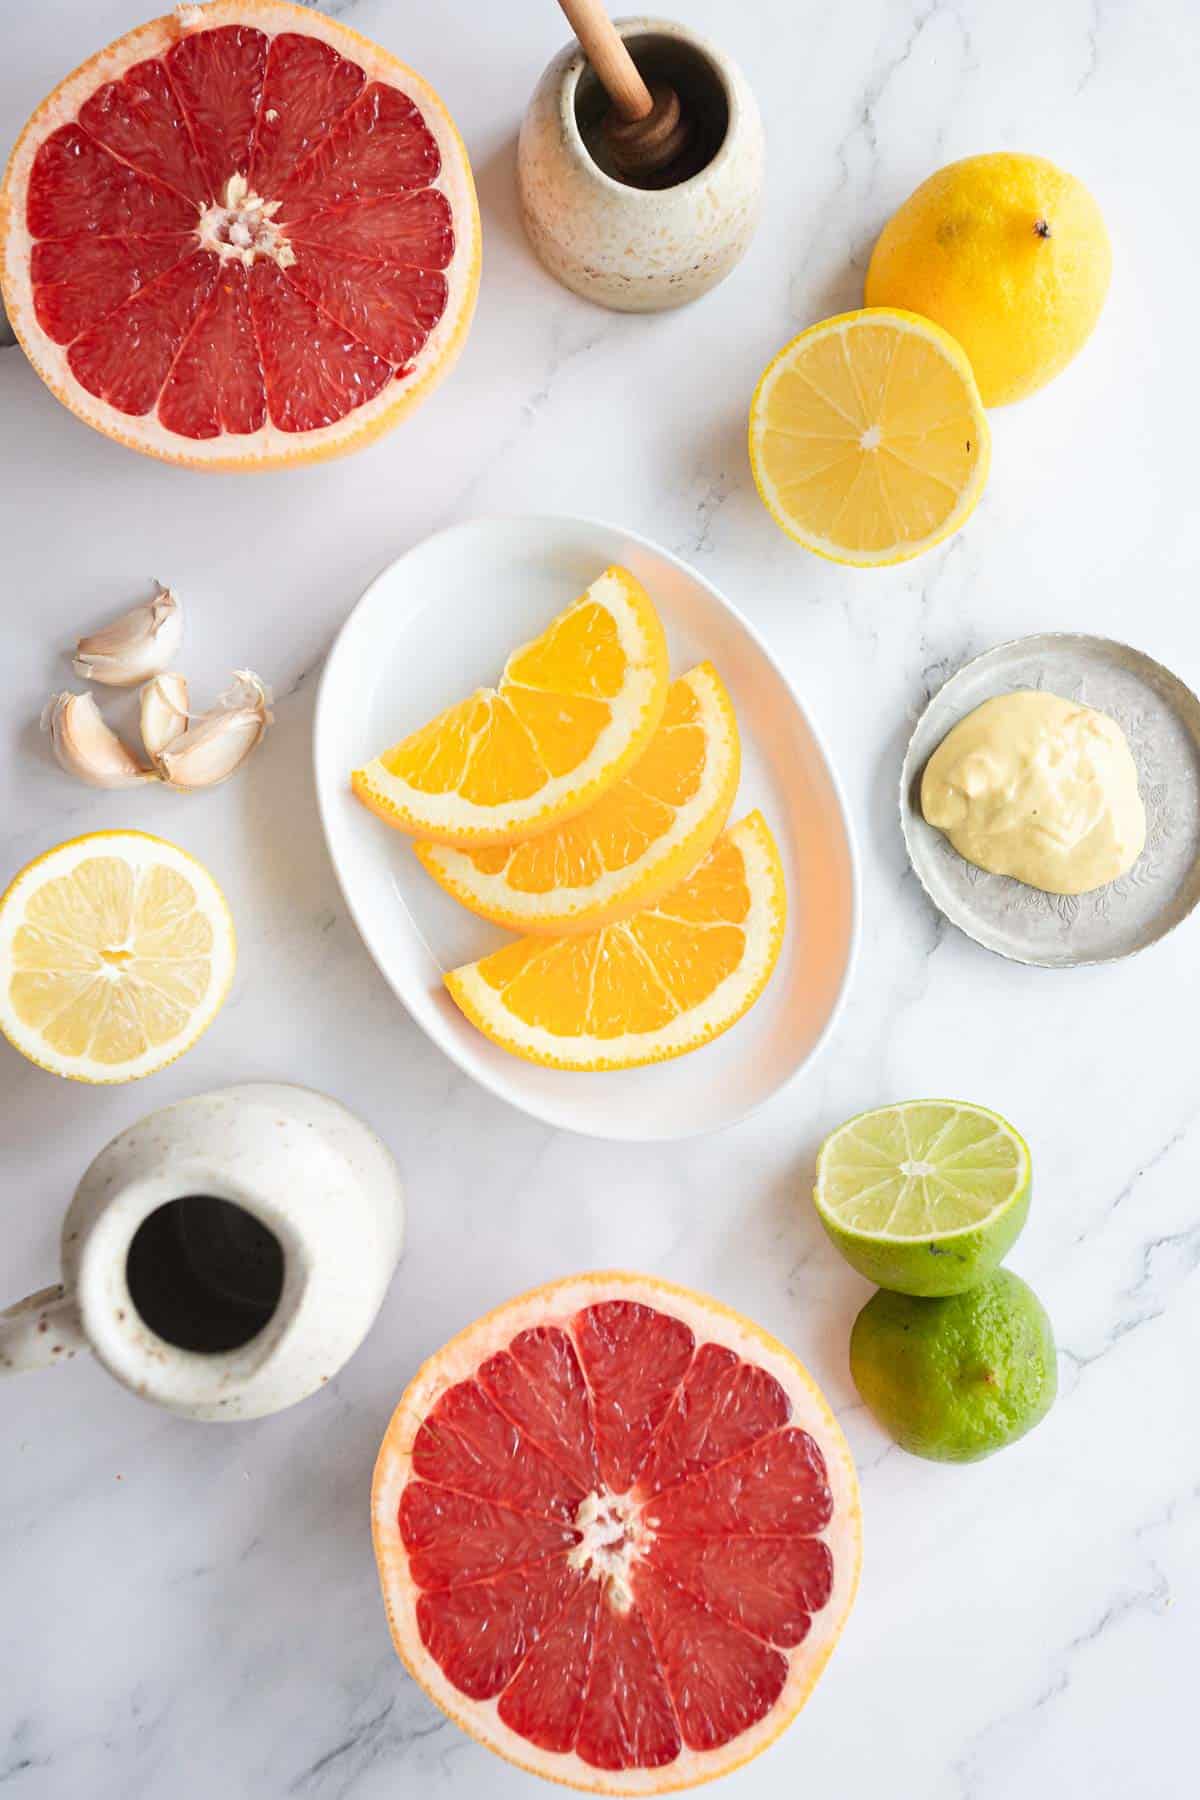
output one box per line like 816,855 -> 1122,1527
0,829 -> 236,1084
0,0 -> 481,469
372,1270 -> 862,1796
351,568 -> 671,848
443,813 -> 786,1071
414,664 -> 741,934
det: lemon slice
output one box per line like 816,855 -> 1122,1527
416,664 -> 740,934
0,831 -> 235,1083
814,1100 -> 1030,1296
352,567 -> 670,847
749,308 -> 990,567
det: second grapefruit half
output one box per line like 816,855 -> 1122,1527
373,1272 -> 860,1792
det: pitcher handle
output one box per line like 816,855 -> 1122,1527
0,1284 -> 87,1373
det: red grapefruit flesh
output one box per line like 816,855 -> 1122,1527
0,0 -> 479,467
373,1273 -> 861,1793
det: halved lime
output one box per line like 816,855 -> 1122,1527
813,1100 -> 1030,1296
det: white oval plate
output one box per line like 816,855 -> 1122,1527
314,516 -> 859,1140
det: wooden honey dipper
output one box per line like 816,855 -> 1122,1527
555,0 -> 692,181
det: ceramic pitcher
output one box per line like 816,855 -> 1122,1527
0,1084 -> 404,1421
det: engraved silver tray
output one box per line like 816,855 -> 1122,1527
900,634 -> 1200,967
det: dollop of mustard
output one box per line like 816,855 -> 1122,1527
920,691 -> 1146,896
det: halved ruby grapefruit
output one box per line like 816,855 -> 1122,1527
0,0 -> 480,467
373,1273 -> 861,1792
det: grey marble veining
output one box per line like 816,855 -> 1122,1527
0,1 -> 1196,1797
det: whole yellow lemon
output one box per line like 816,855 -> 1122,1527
865,152 -> 1111,406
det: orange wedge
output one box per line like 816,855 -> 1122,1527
748,308 -> 990,566
416,664 -> 740,935
352,567 -> 669,847
445,813 -> 786,1071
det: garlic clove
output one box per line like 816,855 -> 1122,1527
73,584 -> 183,687
140,671 -> 190,759
42,692 -> 155,789
153,668 -> 273,790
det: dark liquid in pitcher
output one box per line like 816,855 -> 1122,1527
125,1196 -> 284,1353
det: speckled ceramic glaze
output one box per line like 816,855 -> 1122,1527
0,1084 -> 404,1420
518,17 -> 764,312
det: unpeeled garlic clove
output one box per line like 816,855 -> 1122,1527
140,671 -> 190,759
42,692 -> 155,789
73,584 -> 183,687
153,669 -> 273,790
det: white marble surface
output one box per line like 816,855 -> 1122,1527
1,0 -> 1197,1794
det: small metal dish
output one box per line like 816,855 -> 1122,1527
900,633 -> 1200,967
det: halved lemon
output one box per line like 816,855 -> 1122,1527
352,567 -> 670,847
748,308 -> 990,567
445,813 -> 786,1071
416,664 -> 740,935
0,830 -> 235,1083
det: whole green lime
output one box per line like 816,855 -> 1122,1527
849,1270 -> 1057,1463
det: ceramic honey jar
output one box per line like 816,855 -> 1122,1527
518,15 -> 765,312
